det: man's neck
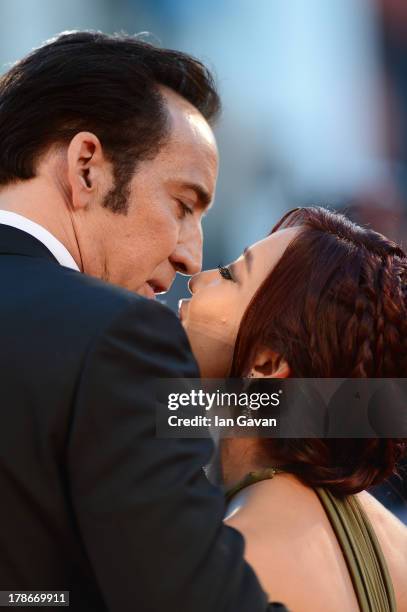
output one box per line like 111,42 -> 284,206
0,178 -> 82,270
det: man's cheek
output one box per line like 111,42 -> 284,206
151,211 -> 178,242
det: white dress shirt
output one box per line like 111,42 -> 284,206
0,210 -> 80,271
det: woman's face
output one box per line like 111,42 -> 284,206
179,227 -> 298,377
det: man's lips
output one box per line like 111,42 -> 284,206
138,276 -> 175,300
141,282 -> 156,300
147,280 -> 167,294
140,279 -> 171,300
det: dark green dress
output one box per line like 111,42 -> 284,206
226,469 -> 397,612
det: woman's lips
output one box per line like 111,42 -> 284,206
178,298 -> 190,322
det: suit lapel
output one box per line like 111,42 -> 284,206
0,224 -> 59,264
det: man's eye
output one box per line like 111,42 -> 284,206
218,264 -> 235,282
177,200 -> 194,217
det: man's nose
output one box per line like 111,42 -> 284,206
169,223 -> 203,276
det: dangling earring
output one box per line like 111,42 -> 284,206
248,371 -> 254,378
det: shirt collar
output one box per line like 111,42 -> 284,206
0,210 -> 80,271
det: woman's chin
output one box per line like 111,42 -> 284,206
195,354 -> 231,379
182,328 -> 234,378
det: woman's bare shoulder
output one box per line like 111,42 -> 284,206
357,490 -> 407,611
357,490 -> 407,537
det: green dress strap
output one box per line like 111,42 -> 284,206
314,487 -> 396,612
226,470 -> 397,612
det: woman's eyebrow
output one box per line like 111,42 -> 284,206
228,261 -> 240,283
243,246 -> 253,272
228,247 -> 252,283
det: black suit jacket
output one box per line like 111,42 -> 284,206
0,225 -> 284,611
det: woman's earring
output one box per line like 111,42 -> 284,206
248,371 -> 254,378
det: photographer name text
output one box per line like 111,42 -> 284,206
167,414 -> 278,428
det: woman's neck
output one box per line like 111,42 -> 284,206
224,471 -> 309,522
220,437 -> 283,490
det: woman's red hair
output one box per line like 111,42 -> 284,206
231,207 -> 407,496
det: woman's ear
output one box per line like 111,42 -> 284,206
249,346 -> 290,379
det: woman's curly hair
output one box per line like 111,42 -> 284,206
231,206 -> 407,496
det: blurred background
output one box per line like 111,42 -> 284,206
0,0 -> 406,520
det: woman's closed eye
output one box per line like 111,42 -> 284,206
218,264 -> 236,282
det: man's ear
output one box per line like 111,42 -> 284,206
249,346 -> 290,379
66,132 -> 107,211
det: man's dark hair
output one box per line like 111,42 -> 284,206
0,31 -> 220,212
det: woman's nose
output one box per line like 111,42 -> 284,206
188,272 -> 200,295
188,268 -> 216,295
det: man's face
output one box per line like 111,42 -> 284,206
86,87 -> 219,297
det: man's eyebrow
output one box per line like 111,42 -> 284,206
181,182 -> 212,209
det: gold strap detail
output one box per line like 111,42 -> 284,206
225,467 -> 284,503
